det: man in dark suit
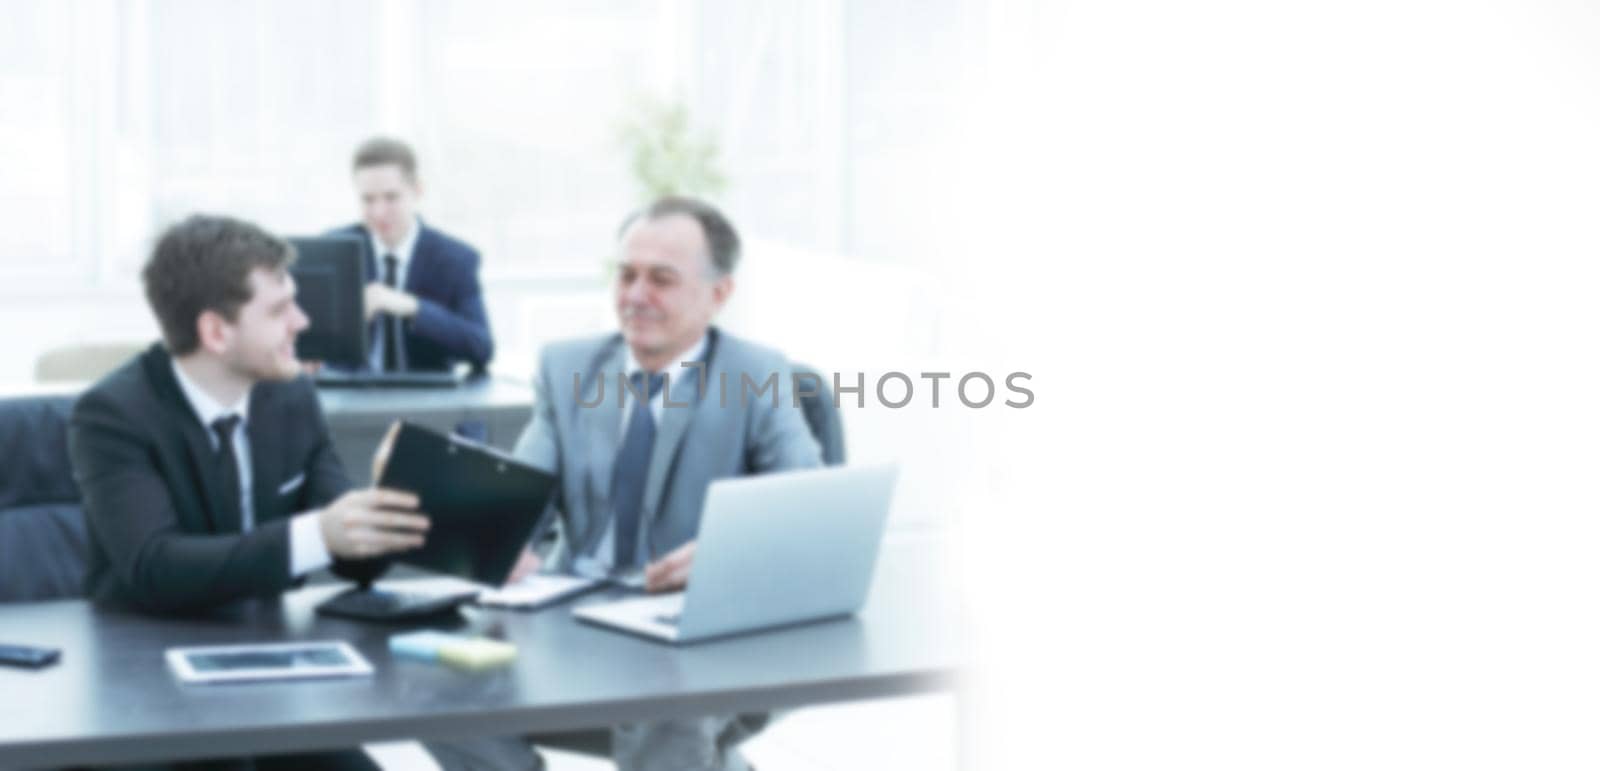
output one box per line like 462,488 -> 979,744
329,136 -> 494,373
69,214 -> 432,770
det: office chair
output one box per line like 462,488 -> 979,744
34,342 -> 146,383
0,395 -> 89,602
793,364 -> 846,466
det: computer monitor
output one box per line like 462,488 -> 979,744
288,236 -> 367,368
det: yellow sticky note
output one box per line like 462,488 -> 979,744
438,638 -> 517,670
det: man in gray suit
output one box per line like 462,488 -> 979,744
509,196 -> 821,771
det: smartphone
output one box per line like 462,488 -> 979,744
0,642 -> 61,669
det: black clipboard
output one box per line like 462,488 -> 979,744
377,421 -> 556,586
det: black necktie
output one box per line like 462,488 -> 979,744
211,415 -> 244,533
611,371 -> 666,569
381,253 -> 403,372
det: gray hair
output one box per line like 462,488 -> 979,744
617,196 -> 741,276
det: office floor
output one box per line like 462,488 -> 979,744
366,692 -> 960,770
743,693 -> 960,771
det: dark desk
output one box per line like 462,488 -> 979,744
316,376 -> 533,486
0,539 -> 958,768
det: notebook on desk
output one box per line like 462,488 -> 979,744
478,574 -> 603,610
316,422 -> 557,622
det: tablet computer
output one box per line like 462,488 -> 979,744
166,641 -> 373,684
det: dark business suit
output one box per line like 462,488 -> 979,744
329,221 -> 494,372
69,343 -> 383,613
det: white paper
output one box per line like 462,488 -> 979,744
372,576 -> 490,597
477,574 -> 599,609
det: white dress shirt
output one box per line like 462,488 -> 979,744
170,360 -> 332,577
368,217 -> 420,371
575,333 -> 708,576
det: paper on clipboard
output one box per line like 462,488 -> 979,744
477,574 -> 600,610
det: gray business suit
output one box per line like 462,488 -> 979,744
515,326 -> 822,569
513,326 -> 821,771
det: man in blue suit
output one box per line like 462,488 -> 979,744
329,137 -> 494,373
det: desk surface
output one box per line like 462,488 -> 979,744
0,538 -> 959,768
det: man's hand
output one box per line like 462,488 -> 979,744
643,540 -> 696,593
317,488 -> 429,560
364,282 -> 419,321
505,548 -> 542,585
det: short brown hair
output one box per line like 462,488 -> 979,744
142,214 -> 296,355
352,136 -> 418,181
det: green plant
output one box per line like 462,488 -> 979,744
617,94 -> 728,203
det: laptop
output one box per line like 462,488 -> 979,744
286,235 -> 469,390
573,464 -> 899,644
288,236 -> 367,368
